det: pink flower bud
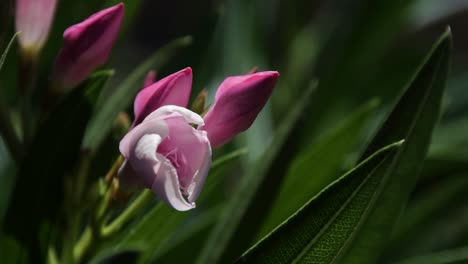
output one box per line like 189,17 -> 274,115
119,105 -> 211,211
133,68 -> 192,127
15,0 -> 57,56
200,71 -> 279,148
52,3 -> 124,90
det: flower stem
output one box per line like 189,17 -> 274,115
102,190 -> 154,237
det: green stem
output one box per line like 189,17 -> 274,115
47,246 -> 59,264
102,190 -> 154,237
73,227 -> 92,262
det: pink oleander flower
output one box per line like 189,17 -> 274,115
15,0 -> 57,56
118,68 -> 279,211
201,71 -> 280,148
52,3 -> 124,90
119,106 -> 211,211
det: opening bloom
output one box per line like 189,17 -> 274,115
118,68 -> 279,211
119,106 -> 211,211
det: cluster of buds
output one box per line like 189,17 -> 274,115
15,0 -> 280,211
16,1 -> 124,91
119,68 -> 279,210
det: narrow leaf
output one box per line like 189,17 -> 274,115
0,32 -> 19,72
258,98 -> 379,238
394,246 -> 468,264
237,141 -> 402,263
341,28 -> 452,263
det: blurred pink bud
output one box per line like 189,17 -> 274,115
201,71 -> 279,148
133,68 -> 192,126
52,3 -> 124,90
119,105 -> 211,211
15,0 -> 57,55
142,70 -> 157,88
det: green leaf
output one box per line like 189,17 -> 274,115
394,246 -> 468,264
83,36 -> 192,151
340,28 -> 451,263
383,172 -> 468,262
258,98 -> 379,238
0,32 -> 18,72
195,82 -> 316,264
239,142 -> 402,263
3,74 -> 110,261
149,206 -> 222,263
90,247 -> 142,264
237,141 -> 402,263
237,27 -> 450,264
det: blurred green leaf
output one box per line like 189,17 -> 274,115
383,172 -> 468,262
395,173 -> 468,241
83,36 -> 192,151
195,82 -> 316,264
103,0 -> 143,34
237,141 -> 401,263
0,162 -> 16,226
258,98 -> 379,238
0,234 -> 24,263
0,32 -> 18,72
394,246 -> 468,264
3,73 -> 110,261
149,206 -> 221,263
90,247 -> 141,264
340,28 -> 451,263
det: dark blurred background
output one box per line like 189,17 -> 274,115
2,0 -> 468,263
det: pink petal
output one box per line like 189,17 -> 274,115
187,131 -> 211,203
133,68 -> 192,126
15,0 -> 57,54
158,117 -> 211,189
201,71 -> 279,148
152,153 -> 195,211
52,3 -> 124,90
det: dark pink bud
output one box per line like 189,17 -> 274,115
52,3 -> 124,90
133,67 -> 192,126
201,71 -> 279,148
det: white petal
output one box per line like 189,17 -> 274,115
144,105 -> 204,126
119,119 -> 168,159
151,153 -> 195,211
135,134 -> 162,160
188,131 -> 212,203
